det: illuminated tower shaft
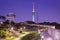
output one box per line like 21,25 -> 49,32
32,13 -> 34,22
32,3 -> 35,22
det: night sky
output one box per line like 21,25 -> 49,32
0,0 -> 60,23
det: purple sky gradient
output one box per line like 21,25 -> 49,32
0,0 -> 60,23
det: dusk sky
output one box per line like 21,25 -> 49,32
0,0 -> 60,23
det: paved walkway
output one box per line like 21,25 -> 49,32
15,32 -> 30,40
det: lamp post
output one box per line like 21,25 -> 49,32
9,20 -> 11,28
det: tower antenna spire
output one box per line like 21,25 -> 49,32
32,2 -> 35,12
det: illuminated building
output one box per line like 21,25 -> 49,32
6,12 -> 16,22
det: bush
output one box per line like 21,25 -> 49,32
19,31 -> 22,33
21,32 -> 36,40
0,30 -> 10,38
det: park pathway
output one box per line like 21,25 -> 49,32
15,32 -> 30,40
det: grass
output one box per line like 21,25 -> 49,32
21,31 -> 37,40
5,31 -> 25,40
0,30 -> 31,40
5,36 -> 15,40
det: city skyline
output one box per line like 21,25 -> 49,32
0,0 -> 60,23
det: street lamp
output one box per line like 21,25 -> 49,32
38,29 -> 41,34
24,26 -> 26,29
9,20 -> 11,28
41,35 -> 44,40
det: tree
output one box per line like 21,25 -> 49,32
0,15 -> 6,22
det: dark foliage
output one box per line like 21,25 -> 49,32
0,15 -> 6,19
39,22 -> 60,30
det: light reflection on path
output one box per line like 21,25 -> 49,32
42,28 -> 60,40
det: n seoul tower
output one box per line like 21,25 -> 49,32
32,3 -> 35,22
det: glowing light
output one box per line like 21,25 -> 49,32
20,28 -> 22,30
38,30 -> 40,34
47,37 -> 53,40
11,27 -> 13,30
41,35 -> 44,38
24,27 -> 26,29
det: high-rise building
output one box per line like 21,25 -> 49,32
6,12 -> 16,22
32,3 -> 35,22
